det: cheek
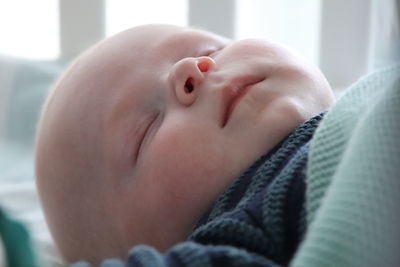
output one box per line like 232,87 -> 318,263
143,121 -> 228,198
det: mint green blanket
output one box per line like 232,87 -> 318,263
292,64 -> 400,267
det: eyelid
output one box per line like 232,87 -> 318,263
201,47 -> 222,58
202,49 -> 219,58
136,112 -> 160,160
207,50 -> 219,58
209,45 -> 225,57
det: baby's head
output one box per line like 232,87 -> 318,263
35,24 -> 334,264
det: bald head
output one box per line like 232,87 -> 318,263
35,24 -> 231,263
35,39 -> 126,262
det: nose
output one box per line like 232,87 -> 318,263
170,56 -> 215,106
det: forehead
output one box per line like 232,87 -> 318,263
96,24 -> 227,111
116,25 -> 228,59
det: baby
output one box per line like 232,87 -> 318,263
35,24 -> 334,265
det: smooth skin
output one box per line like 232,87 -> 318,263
35,24 -> 334,264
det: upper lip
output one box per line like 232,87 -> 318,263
220,76 -> 264,127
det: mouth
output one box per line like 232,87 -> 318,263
220,77 -> 265,127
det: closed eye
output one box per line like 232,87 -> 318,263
198,47 -> 222,59
205,46 -> 224,58
135,112 -> 159,160
207,49 -> 220,58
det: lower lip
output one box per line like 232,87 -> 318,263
221,83 -> 254,127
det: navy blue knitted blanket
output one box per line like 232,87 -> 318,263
73,113 -> 325,267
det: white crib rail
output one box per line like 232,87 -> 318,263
57,0 -> 398,90
319,0 -> 372,90
59,0 -> 105,59
58,0 -> 235,59
188,0 -> 235,38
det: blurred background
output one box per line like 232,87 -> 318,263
0,0 -> 398,266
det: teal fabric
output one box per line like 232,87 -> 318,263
0,209 -> 37,267
291,64 -> 400,267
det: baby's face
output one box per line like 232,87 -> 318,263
36,24 -> 333,263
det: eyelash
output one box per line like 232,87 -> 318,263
197,48 -> 219,59
136,113 -> 159,160
207,46 -> 224,58
202,51 -> 214,58
207,50 -> 219,57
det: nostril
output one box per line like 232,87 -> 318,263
197,57 -> 215,73
198,61 -> 209,72
184,78 -> 194,93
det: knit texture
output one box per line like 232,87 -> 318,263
72,114 -> 325,267
291,64 -> 400,267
